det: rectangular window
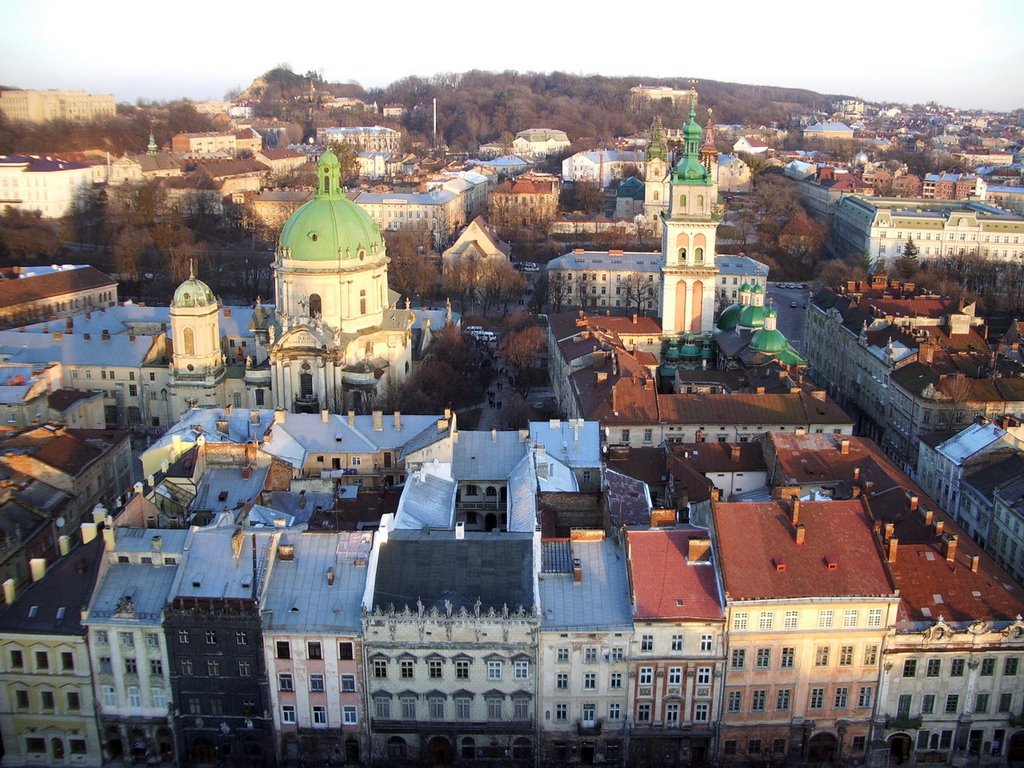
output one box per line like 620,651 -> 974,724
751,690 -> 766,711
809,687 -> 824,710
731,649 -> 745,669
279,673 -> 293,692
784,610 -> 798,629
455,659 -> 469,679
429,698 -> 445,719
178,630 -> 190,645
665,702 -> 680,725
102,686 -> 116,707
921,694 -> 936,715
668,667 -> 682,685
339,641 -> 354,660
749,739 -> 762,755
308,641 -> 322,660
981,658 -> 995,676
312,705 -> 327,725
781,647 -> 795,668
636,703 -> 651,722
926,658 -> 941,677
514,698 -> 529,719
343,705 -> 357,724
149,658 -> 163,676
733,612 -> 749,630
487,660 -> 503,680
777,689 -> 791,711
700,634 -> 713,652
609,702 -> 622,720
555,703 -> 567,721
146,632 -> 159,648
556,672 -> 569,689
945,694 -> 959,714
180,659 -> 192,675
976,693 -> 989,714
205,630 -> 216,645
864,645 -> 878,666
556,647 -> 569,663
584,672 -> 597,689
839,646 -> 854,666
903,659 -> 917,677
950,658 -> 965,676
152,688 -> 166,709
641,634 -> 654,651
206,659 -> 218,676
610,672 -> 623,688
487,698 -> 503,720
843,609 -> 858,628
374,698 -> 391,718
999,693 -> 1013,712
756,648 -> 771,668
373,659 -> 387,678
428,659 -> 442,678
515,660 -> 529,679
67,690 -> 81,710
728,691 -> 742,713
759,612 -> 774,630
671,634 -> 684,651
400,659 -> 414,679
897,694 -> 912,716
1005,658 -> 1019,676
818,610 -> 834,628
834,687 -> 849,708
402,697 -> 416,719
697,666 -> 711,685
276,641 -> 290,659
815,646 -> 830,667
238,660 -> 251,677
858,686 -> 873,708
341,674 -> 356,692
867,608 -> 883,627
35,650 -> 49,670
310,674 -> 325,693
456,697 -> 471,720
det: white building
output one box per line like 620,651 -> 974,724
0,155 -> 93,218
512,129 -> 570,158
562,150 -> 645,188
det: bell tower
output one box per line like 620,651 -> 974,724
660,98 -> 719,336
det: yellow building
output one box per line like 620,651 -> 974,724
0,539 -> 104,767
712,499 -> 900,765
0,89 -> 115,123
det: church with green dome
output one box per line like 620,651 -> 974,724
167,149 -> 420,415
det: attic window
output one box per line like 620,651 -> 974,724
773,559 -> 787,573
675,598 -> 685,607
218,491 -> 229,502
56,607 -> 66,620
28,605 -> 38,619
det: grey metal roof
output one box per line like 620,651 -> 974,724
0,329 -> 157,367
261,531 -> 372,633
539,539 -> 634,631
111,527 -> 189,553
171,522 -> 276,601
191,464 -> 269,515
86,562 -> 179,624
716,255 -> 770,277
371,535 -> 535,614
529,420 -> 601,468
507,454 -> 538,533
452,431 -> 529,481
547,250 -> 662,273
393,465 -> 457,530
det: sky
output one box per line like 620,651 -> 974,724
2,0 -> 1022,113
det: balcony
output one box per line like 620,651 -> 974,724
885,714 -> 923,730
577,719 -> 602,736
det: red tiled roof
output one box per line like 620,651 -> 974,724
0,266 -> 115,310
627,528 -> 724,620
656,392 -> 851,427
47,389 -> 100,412
669,442 -> 766,473
714,499 -> 896,600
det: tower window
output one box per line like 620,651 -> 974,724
309,293 -> 322,318
183,327 -> 195,356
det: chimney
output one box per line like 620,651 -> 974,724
853,467 -> 860,482
922,507 -> 933,526
274,408 -> 286,424
933,520 -> 944,536
101,329 -> 110,341
151,535 -> 162,552
730,445 -> 741,462
811,389 -> 826,401
455,521 -> 465,540
863,480 -> 874,497
394,411 -> 402,431
632,313 -> 638,324
58,535 -> 71,556
572,558 -> 583,583
943,534 -> 958,563
970,555 -> 980,573
29,558 -> 47,583
491,427 -> 498,443
83,333 -> 90,341
791,498 -> 801,526
321,409 -> 329,423
838,438 -> 850,454
372,410 -> 383,431
81,522 -> 97,544
347,410 -> 355,427
2,578 -> 14,606
688,537 -> 711,562
909,495 -> 919,512
326,567 -> 335,586
887,537 -> 899,563
883,521 -> 895,540
795,523 -> 806,546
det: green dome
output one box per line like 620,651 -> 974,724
172,274 -> 215,308
681,340 -> 699,358
278,149 -> 383,262
749,328 -> 789,354
717,303 -> 742,331
750,284 -> 764,294
737,304 -> 768,329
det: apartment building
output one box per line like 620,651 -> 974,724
0,89 -> 115,123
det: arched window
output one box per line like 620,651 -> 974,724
387,738 -> 407,760
359,289 -> 367,315
697,195 -> 704,209
678,248 -> 687,262
461,738 -> 476,760
183,328 -> 194,356
308,293 -> 322,318
653,190 -> 660,201
679,194 -> 687,208
694,247 -> 704,265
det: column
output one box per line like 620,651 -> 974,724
684,282 -> 694,334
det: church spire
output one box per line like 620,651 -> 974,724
647,116 -> 667,162
672,95 -> 709,184
700,108 -> 717,172
147,130 -> 158,156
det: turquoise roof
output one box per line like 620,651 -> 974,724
279,149 -> 383,262
716,303 -> 742,331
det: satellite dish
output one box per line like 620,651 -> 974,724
55,517 -> 65,529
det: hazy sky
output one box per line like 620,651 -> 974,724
2,0 -> 1021,112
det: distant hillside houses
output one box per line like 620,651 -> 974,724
512,128 -> 570,158
562,150 -> 646,187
